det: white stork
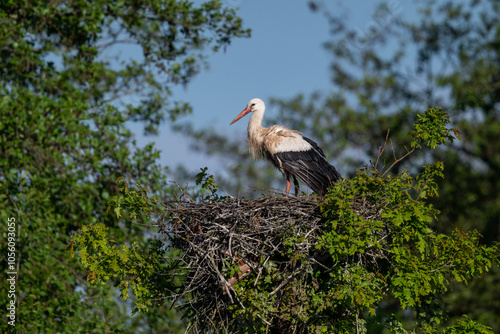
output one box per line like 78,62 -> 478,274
230,98 -> 341,196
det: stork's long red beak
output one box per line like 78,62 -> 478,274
230,107 -> 251,125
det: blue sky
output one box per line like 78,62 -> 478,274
134,0 -> 422,175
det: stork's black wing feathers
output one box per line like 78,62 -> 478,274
266,136 -> 341,196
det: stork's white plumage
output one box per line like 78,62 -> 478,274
230,98 -> 341,196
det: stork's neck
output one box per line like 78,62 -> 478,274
247,108 -> 266,159
248,108 -> 265,133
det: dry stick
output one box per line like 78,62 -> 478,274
372,128 -> 417,176
382,146 -> 416,177
269,271 -> 298,297
374,129 -> 391,172
256,313 -> 273,327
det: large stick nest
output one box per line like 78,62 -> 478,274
158,193 -> 324,330
158,190 -> 386,333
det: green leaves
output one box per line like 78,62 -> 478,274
69,223 -> 169,314
315,153 -> 498,332
442,316 -> 495,334
195,167 -> 227,202
415,162 -> 444,199
107,177 -> 159,221
410,107 -> 461,150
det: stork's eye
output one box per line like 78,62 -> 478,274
251,103 -> 255,107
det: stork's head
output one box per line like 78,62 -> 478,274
230,98 -> 265,125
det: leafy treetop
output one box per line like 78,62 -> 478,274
71,107 -> 499,333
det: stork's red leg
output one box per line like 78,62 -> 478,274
293,176 -> 299,196
285,173 -> 291,197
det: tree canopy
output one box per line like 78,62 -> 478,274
0,0 -> 248,332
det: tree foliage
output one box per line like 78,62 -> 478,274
0,0 -> 248,332
71,108 -> 499,333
